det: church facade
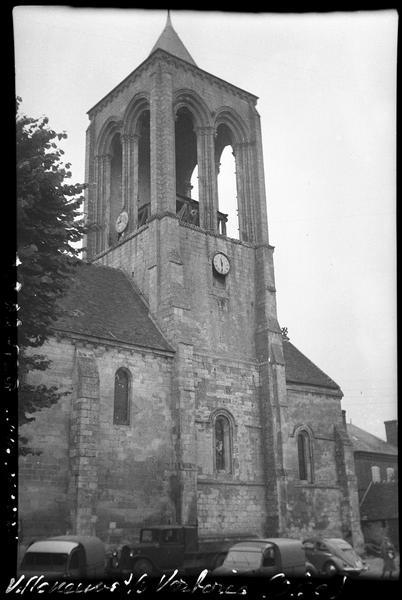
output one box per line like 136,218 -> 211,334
19,17 -> 364,550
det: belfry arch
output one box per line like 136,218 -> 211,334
214,109 -> 255,242
175,106 -> 199,224
215,123 -> 238,239
136,110 -> 151,227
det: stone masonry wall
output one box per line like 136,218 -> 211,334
19,336 -> 176,545
92,343 -> 175,543
19,338 -> 75,541
281,385 -> 350,539
178,225 -> 257,357
193,352 -> 267,536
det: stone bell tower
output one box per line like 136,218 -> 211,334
84,14 -> 288,537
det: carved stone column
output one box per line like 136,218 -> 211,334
121,134 -> 139,233
249,107 -> 269,245
233,141 -> 256,243
69,348 -> 100,536
150,65 -> 176,215
93,154 -> 100,255
196,126 -> 218,232
101,154 -> 111,248
121,134 -> 130,211
130,134 -> 139,231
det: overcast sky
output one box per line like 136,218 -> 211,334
13,7 -> 397,441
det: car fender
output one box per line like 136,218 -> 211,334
305,562 -> 318,576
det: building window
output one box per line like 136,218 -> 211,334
113,368 -> 130,425
371,465 -> 381,483
386,467 -> 395,482
214,414 -> 232,473
297,430 -> 313,482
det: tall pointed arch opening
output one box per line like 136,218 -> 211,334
137,109 -> 151,227
215,124 -> 239,239
175,106 -> 199,225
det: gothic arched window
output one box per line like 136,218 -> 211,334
113,368 -> 130,425
297,429 -> 313,482
214,414 -> 232,473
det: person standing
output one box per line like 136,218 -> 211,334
381,536 -> 396,578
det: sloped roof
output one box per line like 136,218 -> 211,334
360,481 -> 398,521
150,13 -> 197,66
283,340 -> 341,391
53,262 -> 173,353
347,423 -> 398,455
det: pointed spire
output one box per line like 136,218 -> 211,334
150,11 -> 197,66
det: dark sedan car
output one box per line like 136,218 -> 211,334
213,538 -> 312,578
302,537 -> 367,577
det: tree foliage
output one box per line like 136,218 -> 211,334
17,97 -> 86,453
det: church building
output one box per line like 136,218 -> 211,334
19,15 -> 364,550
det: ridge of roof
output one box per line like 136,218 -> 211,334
346,423 -> 398,455
149,13 -> 197,66
283,340 -> 341,391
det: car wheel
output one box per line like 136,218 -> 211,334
305,563 -> 317,577
132,558 -> 155,577
323,562 -> 338,577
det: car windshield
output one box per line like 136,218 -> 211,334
21,552 -> 68,572
223,549 -> 262,570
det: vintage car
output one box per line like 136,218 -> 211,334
18,535 -> 105,580
302,537 -> 367,577
212,538 -> 314,578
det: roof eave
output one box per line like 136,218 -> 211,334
52,327 -> 175,357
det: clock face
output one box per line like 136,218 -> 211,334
213,252 -> 230,276
115,211 -> 128,233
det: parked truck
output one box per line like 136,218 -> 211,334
110,525 -> 256,578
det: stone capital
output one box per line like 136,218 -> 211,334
194,125 -> 215,136
121,133 -> 138,144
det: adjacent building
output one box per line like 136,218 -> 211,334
347,419 -> 398,549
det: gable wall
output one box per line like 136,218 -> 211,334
281,385 -> 350,539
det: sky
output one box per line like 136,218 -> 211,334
13,7 -> 397,441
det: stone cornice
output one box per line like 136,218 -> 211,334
87,49 -> 258,119
286,381 -> 343,398
197,478 -> 265,487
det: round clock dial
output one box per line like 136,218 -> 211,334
115,211 -> 128,233
213,252 -> 230,276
